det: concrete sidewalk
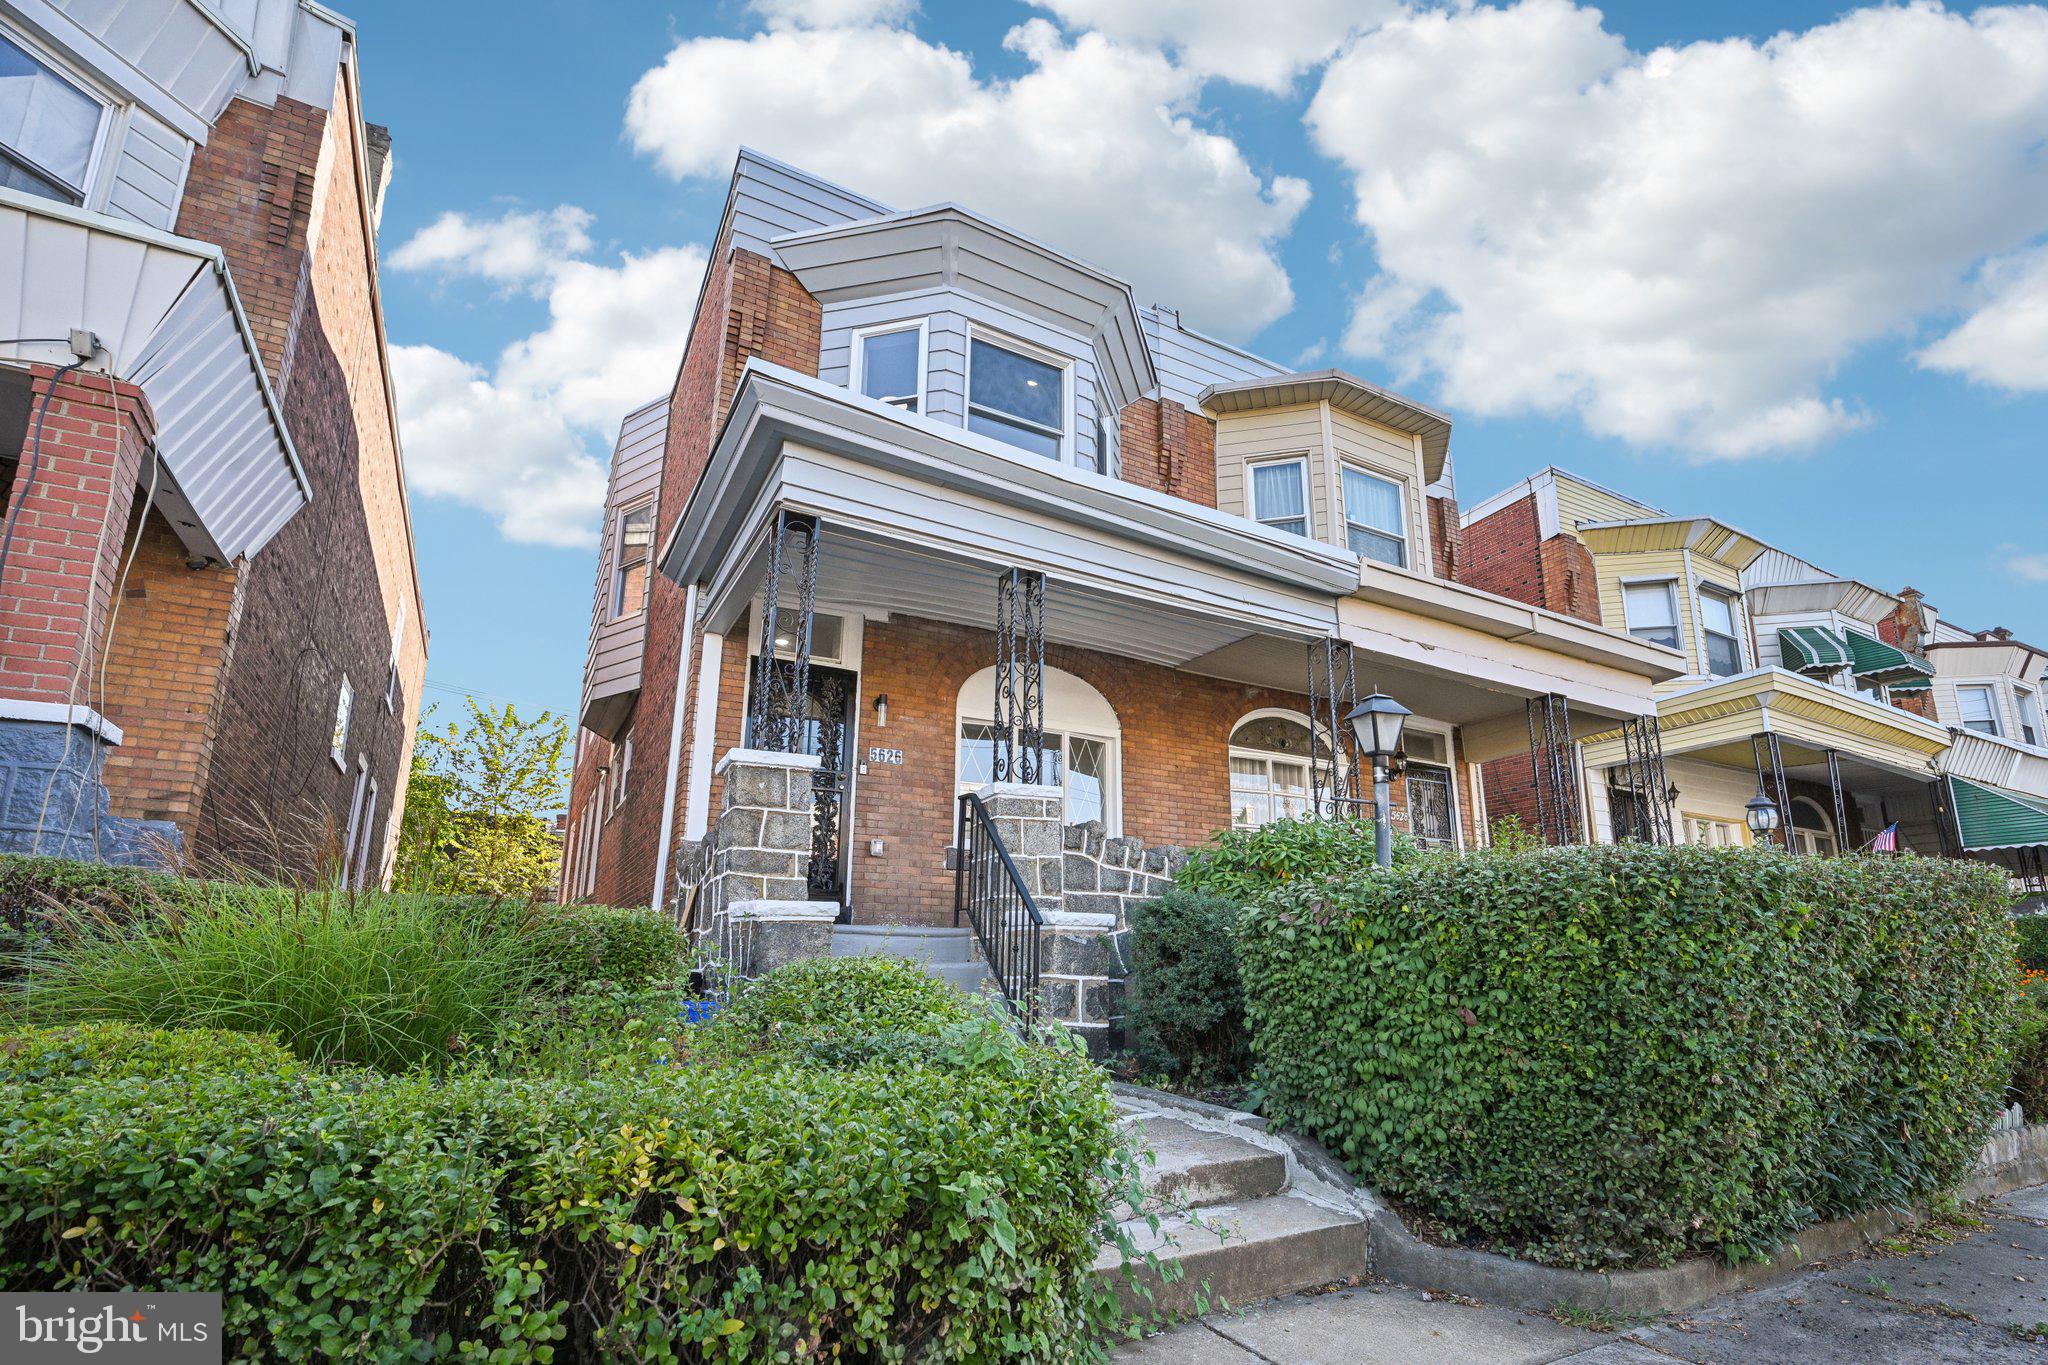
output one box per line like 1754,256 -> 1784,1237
1120,1189 -> 2048,1362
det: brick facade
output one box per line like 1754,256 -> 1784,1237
1115,398 -> 1218,507
1460,492 -> 1602,625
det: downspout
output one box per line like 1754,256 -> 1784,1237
649,581 -> 700,913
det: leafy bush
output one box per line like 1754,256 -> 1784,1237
2013,915 -> 2048,971
1176,815 -> 1420,905
715,952 -> 986,1042
2012,969 -> 2048,1120
1238,845 -> 2017,1269
19,886 -> 535,1071
1126,888 -> 1252,1086
1,956 -> 1129,1361
507,902 -> 684,993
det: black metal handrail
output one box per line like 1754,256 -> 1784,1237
953,792 -> 1043,1026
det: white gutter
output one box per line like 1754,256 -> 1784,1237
648,580 -> 699,913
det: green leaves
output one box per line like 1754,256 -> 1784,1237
1237,844 -> 2018,1271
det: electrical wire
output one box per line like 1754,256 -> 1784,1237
86,421 -> 161,860
0,354 -> 91,599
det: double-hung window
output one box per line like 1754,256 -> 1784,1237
610,501 -> 653,619
0,32 -> 102,204
967,334 -> 1065,459
1249,459 -> 1309,537
1341,467 -> 1407,567
1622,580 -> 1681,650
1697,587 -> 1743,677
2018,684 -> 2044,747
854,323 -> 923,411
1958,684 -> 2000,736
955,723 -> 1114,830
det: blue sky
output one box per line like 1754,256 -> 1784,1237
345,0 -> 2048,724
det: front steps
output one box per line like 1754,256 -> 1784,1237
1098,1099 -> 1371,1322
829,923 -> 996,996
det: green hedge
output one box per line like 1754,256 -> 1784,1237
0,957 -> 1128,1360
2013,914 -> 2048,971
1175,815 -> 1419,904
1126,888 -> 1252,1085
1238,845 -> 2017,1269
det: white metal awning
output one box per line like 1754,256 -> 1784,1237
0,187 -> 309,562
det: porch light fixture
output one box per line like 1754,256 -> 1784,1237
873,693 -> 889,727
1744,786 -> 1782,838
1344,692 -> 1411,869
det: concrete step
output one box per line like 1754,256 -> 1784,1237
926,958 -> 998,994
1094,1193 -> 1369,1321
1126,1116 -> 1287,1216
829,924 -> 979,965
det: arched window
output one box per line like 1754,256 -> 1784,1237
1229,711 -> 1316,828
1790,797 -> 1836,856
956,667 -> 1121,832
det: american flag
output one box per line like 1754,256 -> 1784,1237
1870,823 -> 1899,853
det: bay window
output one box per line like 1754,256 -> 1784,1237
1341,466 -> 1407,567
1622,580 -> 1681,650
854,323 -> 923,411
1697,587 -> 1743,677
0,32 -> 102,204
1958,684 -> 2000,736
1249,459 -> 1309,537
967,334 -> 1065,459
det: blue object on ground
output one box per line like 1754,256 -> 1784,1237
682,999 -> 723,1025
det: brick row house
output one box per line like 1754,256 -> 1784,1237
1462,468 -> 2048,892
0,0 -> 426,878
560,152 -> 1683,1036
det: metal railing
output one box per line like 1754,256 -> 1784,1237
953,792 -> 1043,1026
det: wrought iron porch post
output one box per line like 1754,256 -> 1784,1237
1307,637 -> 1361,818
745,509 -> 821,753
1928,778 -> 1962,859
993,568 -> 1047,784
1526,694 -> 1581,845
1824,748 -> 1848,856
1750,731 -> 1793,851
1614,715 -> 1674,845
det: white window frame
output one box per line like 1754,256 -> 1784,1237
349,776 -> 380,890
1621,577 -> 1682,651
1789,796 -> 1837,857
1400,718 -> 1462,850
1248,456 -> 1312,538
609,498 -> 655,621
609,732 -> 632,816
1339,463 -> 1409,567
1957,683 -> 2001,737
341,758 -> 370,882
2016,683 -> 2044,748
849,319 -> 927,413
329,677 -> 353,770
1227,708 -> 1323,829
0,22 -> 114,207
963,326 -> 1073,463
953,721 -> 1121,835
1696,584 -> 1745,678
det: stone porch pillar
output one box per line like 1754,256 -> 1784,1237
709,747 -> 834,977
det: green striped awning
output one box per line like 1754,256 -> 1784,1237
1886,677 -> 1933,694
1950,777 -> 2048,851
1844,630 -> 1935,686
1778,625 -> 1853,673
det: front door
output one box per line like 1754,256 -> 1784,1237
762,661 -> 857,917
1406,764 -> 1455,847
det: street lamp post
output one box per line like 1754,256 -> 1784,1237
1345,692 -> 1412,868
1744,786 -> 1783,844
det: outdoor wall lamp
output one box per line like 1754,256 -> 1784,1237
1744,786 -> 1783,838
872,693 -> 889,727
1345,691 -> 1411,869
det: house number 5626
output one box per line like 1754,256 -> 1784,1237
866,747 -> 904,766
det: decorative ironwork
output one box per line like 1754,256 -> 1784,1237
1307,638 -> 1366,818
954,792 -> 1044,1027
807,671 -> 851,903
1407,767 -> 1454,845
1929,778 -> 1963,859
745,509 -> 820,753
1526,693 -> 1582,845
1824,748 -> 1849,856
1751,731 -> 1794,852
992,568 -> 1047,784
1610,715 -> 1674,844
2016,844 -> 2046,893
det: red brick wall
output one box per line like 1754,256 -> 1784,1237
563,246 -> 825,906
0,370 -> 150,707
1460,493 -> 1603,625
186,83 -> 426,877
1116,398 -> 1217,507
1428,493 -> 1462,581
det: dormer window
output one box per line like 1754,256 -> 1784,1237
1623,579 -> 1680,650
1341,466 -> 1407,567
853,322 -> 923,412
1250,458 -> 1309,537
1697,586 -> 1743,677
967,332 -> 1066,460
0,31 -> 102,205
1958,684 -> 2000,736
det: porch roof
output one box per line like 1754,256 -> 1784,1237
1582,667 -> 1951,780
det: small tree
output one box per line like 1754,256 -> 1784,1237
396,700 -> 569,899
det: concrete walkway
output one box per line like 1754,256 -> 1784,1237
1120,1188 -> 2048,1362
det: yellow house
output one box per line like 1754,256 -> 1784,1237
1462,469 -> 1951,854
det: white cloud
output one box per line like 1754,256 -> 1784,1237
1307,0 -> 2048,458
390,210 -> 706,545
1032,0 -> 1394,91
2003,549 -> 2048,585
749,0 -> 917,27
388,206 -> 593,291
1918,243 -> 2048,392
624,19 -> 1308,337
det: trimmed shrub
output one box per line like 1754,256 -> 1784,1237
715,952 -> 986,1042
2013,914 -> 2048,971
1126,888 -> 1252,1085
1176,815 -> 1421,905
1238,845 -> 2017,1269
510,902 -> 684,993
2011,968 -> 2048,1120
0,956 -> 1127,1361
